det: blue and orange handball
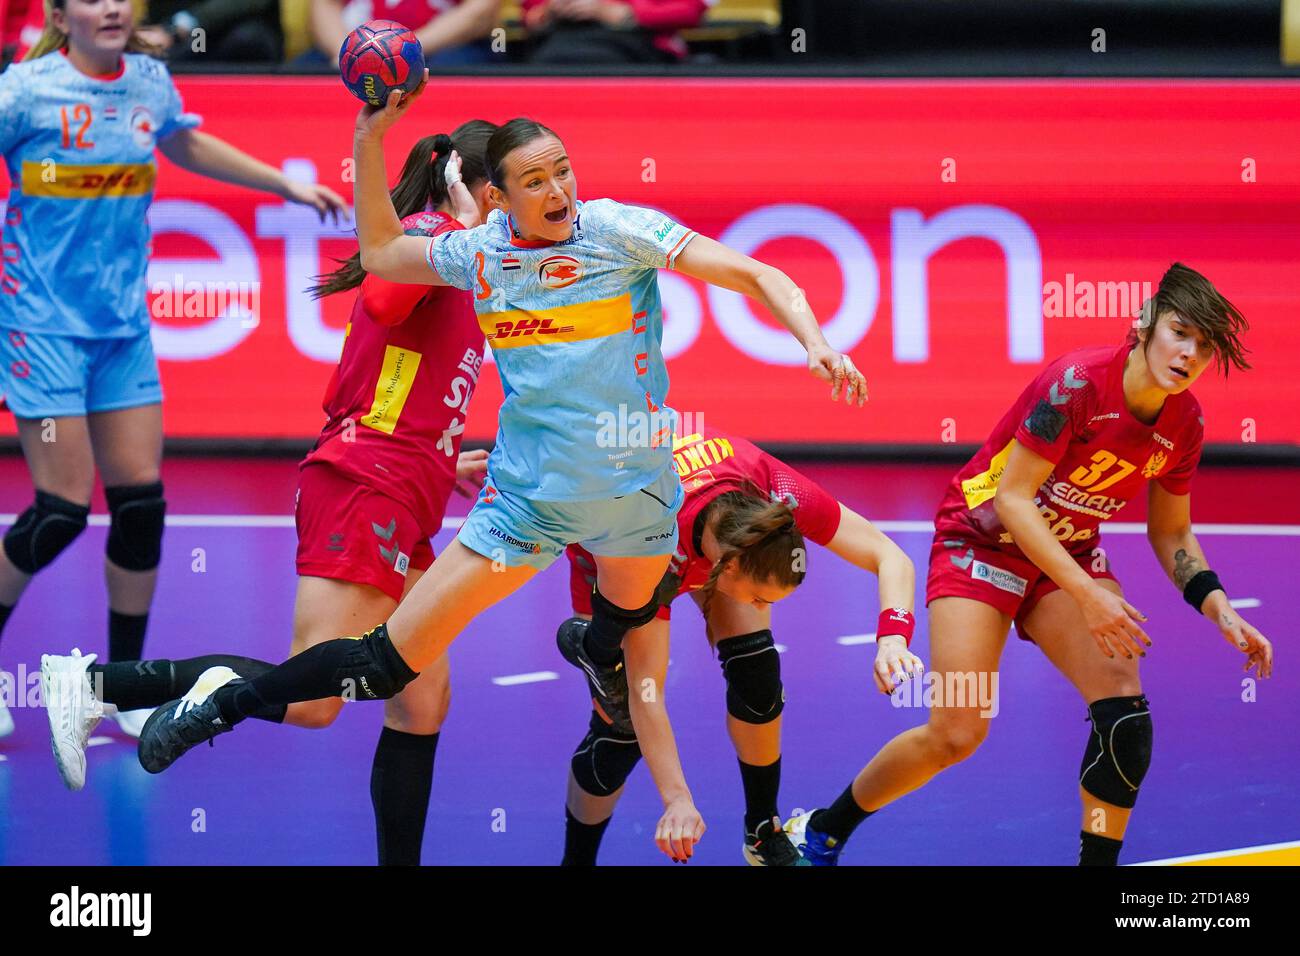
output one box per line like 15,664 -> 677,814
339,20 -> 426,107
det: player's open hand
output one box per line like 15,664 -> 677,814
807,343 -> 867,406
453,448 -> 490,498
873,635 -> 924,695
655,795 -> 705,863
1078,583 -> 1151,660
283,181 -> 350,226
1216,608 -> 1273,678
354,70 -> 429,141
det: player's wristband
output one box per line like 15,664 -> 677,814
877,607 -> 916,648
1183,570 -> 1224,614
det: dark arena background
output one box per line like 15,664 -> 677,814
0,0 -> 1297,931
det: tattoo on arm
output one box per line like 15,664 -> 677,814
1173,548 -> 1204,590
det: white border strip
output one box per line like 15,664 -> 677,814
1131,839 -> 1300,866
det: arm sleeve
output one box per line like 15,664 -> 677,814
580,198 -> 696,271
0,69 -> 26,152
361,216 -> 463,325
772,463 -> 843,546
1155,410 -> 1204,495
424,224 -> 480,291
1011,358 -> 1095,465
625,0 -> 709,31
156,73 -> 204,143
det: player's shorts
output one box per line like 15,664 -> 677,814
295,461 -> 436,603
0,328 -> 162,418
925,531 -> 1119,643
567,542 -> 677,621
457,465 -> 684,571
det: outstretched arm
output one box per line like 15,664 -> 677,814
621,618 -> 706,862
1146,481 -> 1273,677
824,504 -> 923,693
157,129 -> 348,224
673,235 -> 867,406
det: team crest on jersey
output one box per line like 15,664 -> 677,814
1141,450 -> 1168,478
129,106 -> 157,148
539,255 -> 582,290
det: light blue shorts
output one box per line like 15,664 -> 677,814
457,465 -> 684,570
0,328 -> 162,419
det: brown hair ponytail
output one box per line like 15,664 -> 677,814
697,488 -> 807,638
309,119 -> 496,299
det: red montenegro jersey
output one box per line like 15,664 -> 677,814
666,428 -> 842,597
303,211 -> 487,535
934,343 -> 1204,555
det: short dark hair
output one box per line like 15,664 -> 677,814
1128,263 -> 1251,376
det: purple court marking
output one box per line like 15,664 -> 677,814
0,458 -> 1296,865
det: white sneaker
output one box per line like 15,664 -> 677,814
0,699 -> 13,739
108,705 -> 156,739
40,649 -> 105,791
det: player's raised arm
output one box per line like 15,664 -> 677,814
1146,482 -> 1273,677
352,75 -> 451,285
673,235 -> 866,406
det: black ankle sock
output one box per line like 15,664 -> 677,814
809,782 -> 874,843
739,757 -> 781,835
215,634 -> 417,726
371,727 -> 439,866
108,610 -> 148,662
1079,830 -> 1123,866
0,602 -> 13,638
561,807 -> 612,866
87,655 -> 287,721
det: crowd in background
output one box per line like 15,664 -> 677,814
0,0 -> 758,69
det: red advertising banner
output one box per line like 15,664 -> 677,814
3,77 -> 1297,445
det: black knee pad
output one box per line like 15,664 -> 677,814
590,586 -> 660,632
1080,695 -> 1153,809
3,490 -> 90,574
105,481 -> 166,571
717,629 -> 784,725
571,710 -> 642,797
335,624 -> 419,701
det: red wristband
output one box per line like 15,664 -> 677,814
877,607 -> 915,648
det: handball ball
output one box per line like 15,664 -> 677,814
339,20 -> 425,108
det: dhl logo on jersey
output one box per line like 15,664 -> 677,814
21,161 -> 156,198
481,292 -> 631,350
672,433 -> 735,479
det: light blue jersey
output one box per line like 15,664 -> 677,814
426,198 -> 697,501
0,51 -> 201,338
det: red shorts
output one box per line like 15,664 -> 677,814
295,462 -> 436,603
566,543 -> 674,621
925,531 -> 1118,642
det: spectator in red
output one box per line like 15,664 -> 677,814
303,0 -> 501,68
522,0 -> 708,64
2,0 -> 44,66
